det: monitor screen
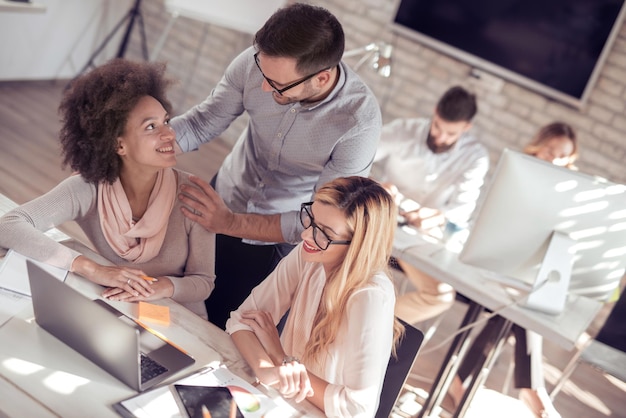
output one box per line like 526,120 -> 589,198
459,149 -> 626,303
392,0 -> 626,108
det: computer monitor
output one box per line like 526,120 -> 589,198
459,149 -> 626,314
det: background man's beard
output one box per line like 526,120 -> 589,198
427,132 -> 454,154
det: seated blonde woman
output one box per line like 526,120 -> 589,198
226,176 -> 404,417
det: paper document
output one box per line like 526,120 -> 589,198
115,362 -> 297,418
0,249 -> 67,297
0,287 -> 31,327
0,250 -> 68,326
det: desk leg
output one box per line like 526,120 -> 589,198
417,301 -> 483,418
454,316 -> 513,417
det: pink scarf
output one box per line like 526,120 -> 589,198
97,168 -> 176,263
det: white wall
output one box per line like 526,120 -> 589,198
0,0 -> 132,80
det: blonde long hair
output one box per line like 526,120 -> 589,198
523,122 -> 578,169
303,176 -> 405,363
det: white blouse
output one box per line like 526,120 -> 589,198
226,243 -> 396,417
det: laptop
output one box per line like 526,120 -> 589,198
27,260 -> 195,392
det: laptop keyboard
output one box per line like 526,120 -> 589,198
140,353 -> 168,384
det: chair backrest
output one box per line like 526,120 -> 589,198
375,318 -> 424,418
594,289 -> 626,353
580,339 -> 626,382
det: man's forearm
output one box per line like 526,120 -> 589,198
226,212 -> 285,243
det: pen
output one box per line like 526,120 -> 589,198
229,399 -> 238,418
202,404 -> 212,418
140,275 -> 158,283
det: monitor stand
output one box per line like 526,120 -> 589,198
523,231 -> 575,315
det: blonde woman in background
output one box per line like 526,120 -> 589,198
451,121 -> 578,418
523,122 -> 578,169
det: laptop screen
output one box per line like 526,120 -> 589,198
27,260 -> 194,391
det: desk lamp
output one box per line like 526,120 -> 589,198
343,42 -> 393,77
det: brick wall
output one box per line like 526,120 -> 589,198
126,0 -> 626,184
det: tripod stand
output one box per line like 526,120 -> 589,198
75,0 -> 149,76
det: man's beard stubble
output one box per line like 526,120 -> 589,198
426,132 -> 455,154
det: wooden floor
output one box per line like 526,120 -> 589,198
0,80 -> 231,204
0,81 -> 624,418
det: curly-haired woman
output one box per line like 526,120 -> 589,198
0,58 -> 215,319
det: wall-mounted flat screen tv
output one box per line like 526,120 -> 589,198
392,0 -> 626,108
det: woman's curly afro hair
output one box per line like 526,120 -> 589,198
59,58 -> 174,184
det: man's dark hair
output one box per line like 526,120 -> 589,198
435,86 -> 477,122
254,3 -> 345,75
59,58 -> 174,185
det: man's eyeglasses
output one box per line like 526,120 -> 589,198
254,52 -> 328,96
300,202 -> 351,250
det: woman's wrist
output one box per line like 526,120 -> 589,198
266,350 -> 285,366
70,255 -> 97,278
282,355 -> 300,365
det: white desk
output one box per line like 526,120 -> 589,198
394,226 -> 601,351
0,194 -> 323,418
0,252 -> 324,418
392,225 -> 602,418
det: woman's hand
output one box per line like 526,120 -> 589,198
256,362 -> 314,403
379,182 -> 405,206
239,310 -> 284,363
238,310 -> 315,402
402,206 -> 446,234
230,328 -> 316,404
71,255 -> 155,297
102,276 -> 174,302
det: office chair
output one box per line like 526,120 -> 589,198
376,318 -> 425,418
550,338 -> 626,400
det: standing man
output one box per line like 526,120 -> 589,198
172,3 -> 382,329
372,86 -> 489,324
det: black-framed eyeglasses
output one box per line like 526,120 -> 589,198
300,202 -> 351,250
254,52 -> 328,96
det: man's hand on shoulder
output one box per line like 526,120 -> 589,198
178,175 -> 235,234
178,175 -> 284,242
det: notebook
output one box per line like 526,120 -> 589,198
27,260 -> 195,392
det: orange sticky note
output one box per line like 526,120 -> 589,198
138,301 -> 170,326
